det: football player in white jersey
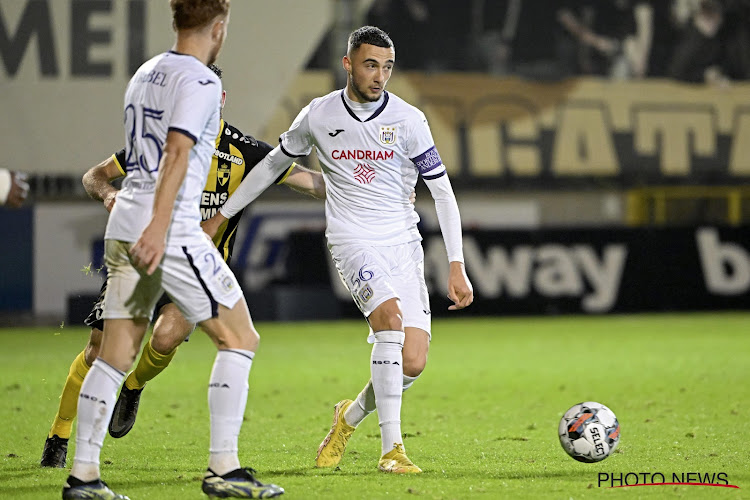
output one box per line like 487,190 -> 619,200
203,25 -> 473,474
63,1 -> 283,499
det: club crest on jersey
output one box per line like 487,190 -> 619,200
358,284 -> 373,303
379,126 -> 397,145
217,163 -> 231,186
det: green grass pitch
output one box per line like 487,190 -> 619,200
1,313 -> 748,499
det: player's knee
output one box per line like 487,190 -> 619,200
243,328 -> 260,351
369,301 -> 404,332
212,325 -> 259,351
402,351 -> 426,377
149,333 -> 179,355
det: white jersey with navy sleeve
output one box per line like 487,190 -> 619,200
105,51 -> 222,245
280,90 -> 446,247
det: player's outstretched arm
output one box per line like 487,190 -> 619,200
82,155 -> 125,212
203,144 -> 296,238
131,131 -> 191,275
282,163 -> 326,199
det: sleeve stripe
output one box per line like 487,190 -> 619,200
168,127 -> 197,144
275,163 -> 296,185
279,140 -> 306,158
422,170 -> 447,180
112,154 -> 126,176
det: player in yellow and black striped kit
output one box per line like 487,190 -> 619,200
41,65 -> 325,468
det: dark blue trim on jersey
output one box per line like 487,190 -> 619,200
182,246 -> 219,318
422,169 -> 447,180
278,139 -> 306,158
339,90 -> 390,122
366,91 -> 389,122
168,127 -> 197,144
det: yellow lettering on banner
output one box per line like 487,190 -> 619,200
729,111 -> 750,175
468,103 -> 541,177
469,122 -> 501,176
421,102 -> 461,176
634,110 -> 715,176
552,106 -> 619,175
506,119 -> 541,176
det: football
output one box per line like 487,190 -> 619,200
558,401 -> 620,462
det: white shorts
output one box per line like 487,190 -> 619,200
329,240 -> 431,337
102,238 -> 243,324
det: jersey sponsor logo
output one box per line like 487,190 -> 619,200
328,129 -> 345,137
201,192 -> 229,207
214,149 -> 244,165
412,146 -> 442,174
201,192 -> 229,220
217,163 -> 231,186
379,126 -> 397,145
354,163 -> 375,184
332,149 -> 394,161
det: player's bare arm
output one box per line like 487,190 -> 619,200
201,210 -> 227,239
131,131 -> 192,275
82,156 -> 124,212
282,163 -> 326,199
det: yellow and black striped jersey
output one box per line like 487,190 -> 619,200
113,120 -> 293,264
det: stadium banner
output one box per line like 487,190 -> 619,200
265,73 -> 750,188
278,226 -> 750,316
29,202 -> 748,318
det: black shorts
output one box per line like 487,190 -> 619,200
84,280 -> 173,332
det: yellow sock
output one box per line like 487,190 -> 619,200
48,351 -> 90,439
124,340 -> 177,390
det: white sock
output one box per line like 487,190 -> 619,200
344,380 -> 375,427
370,330 -> 404,456
345,373 -> 421,427
402,373 -> 420,392
71,359 -> 125,481
208,349 -> 254,476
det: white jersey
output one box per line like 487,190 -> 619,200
281,90 -> 446,246
105,51 -> 222,245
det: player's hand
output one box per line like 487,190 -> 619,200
447,261 -> 473,311
409,189 -> 416,205
103,190 -> 118,212
130,223 -> 166,276
201,212 -> 227,239
5,171 -> 29,208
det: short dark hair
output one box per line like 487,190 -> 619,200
170,0 -> 230,30
347,26 -> 393,54
208,63 -> 222,79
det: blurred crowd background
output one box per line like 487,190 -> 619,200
308,0 -> 750,86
